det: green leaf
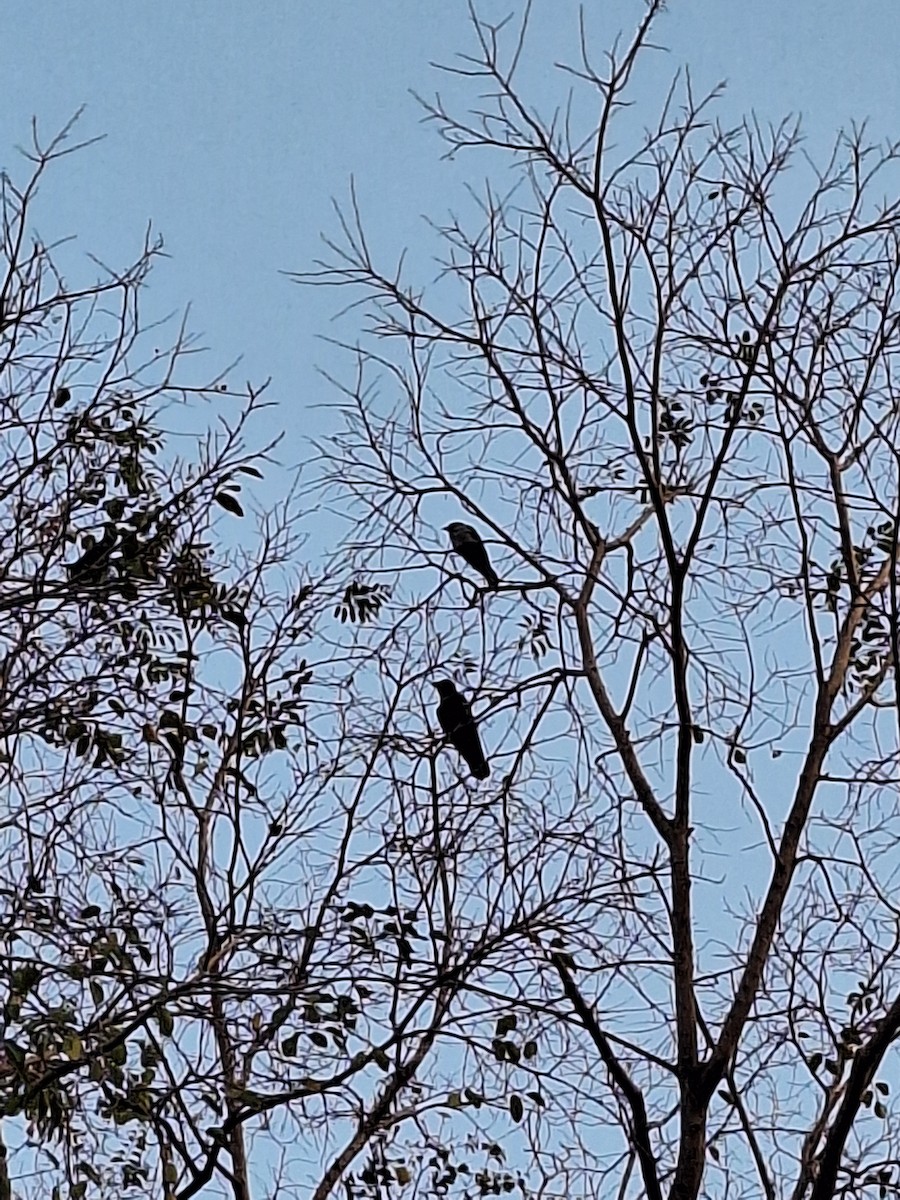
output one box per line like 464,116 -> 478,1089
447,1091 -> 462,1109
157,1006 -> 175,1037
62,1033 -> 82,1060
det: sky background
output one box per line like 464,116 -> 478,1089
3,0 -> 899,526
3,3 -> 900,1194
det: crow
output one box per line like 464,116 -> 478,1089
445,522 -> 499,590
434,679 -> 489,780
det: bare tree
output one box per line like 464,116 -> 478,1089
293,3 -> 900,1198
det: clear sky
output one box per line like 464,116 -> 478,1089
2,0 -> 899,505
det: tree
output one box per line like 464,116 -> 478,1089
0,115 -> 542,1200
294,3 -> 900,1197
0,119 -> 428,1200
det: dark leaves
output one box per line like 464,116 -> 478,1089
334,580 -> 390,625
214,491 -> 244,517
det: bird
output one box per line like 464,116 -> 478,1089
434,679 -> 489,780
445,522 -> 499,590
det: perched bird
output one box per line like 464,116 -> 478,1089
445,522 -> 499,590
434,679 -> 489,780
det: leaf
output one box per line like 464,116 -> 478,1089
214,492 -> 244,517
509,1094 -> 524,1123
733,748 -> 746,765
157,1006 -> 174,1037
496,1014 -> 517,1037
281,1033 -> 299,1057
523,1040 -> 537,1060
62,1033 -> 82,1060
877,1081 -> 889,1095
238,465 -> 264,478
447,1091 -> 462,1109
875,1100 -> 887,1119
80,905 -> 101,920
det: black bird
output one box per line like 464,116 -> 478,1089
434,679 -> 489,780
445,522 -> 499,590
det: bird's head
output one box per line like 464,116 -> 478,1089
433,679 -> 458,698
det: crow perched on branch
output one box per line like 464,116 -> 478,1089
445,522 -> 499,590
434,679 -> 489,780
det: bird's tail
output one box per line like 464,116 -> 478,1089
485,567 -> 499,591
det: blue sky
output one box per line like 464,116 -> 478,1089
4,3 -> 900,1192
3,0 -> 899,504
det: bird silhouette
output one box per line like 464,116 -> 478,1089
434,679 -> 489,780
445,522 -> 499,590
